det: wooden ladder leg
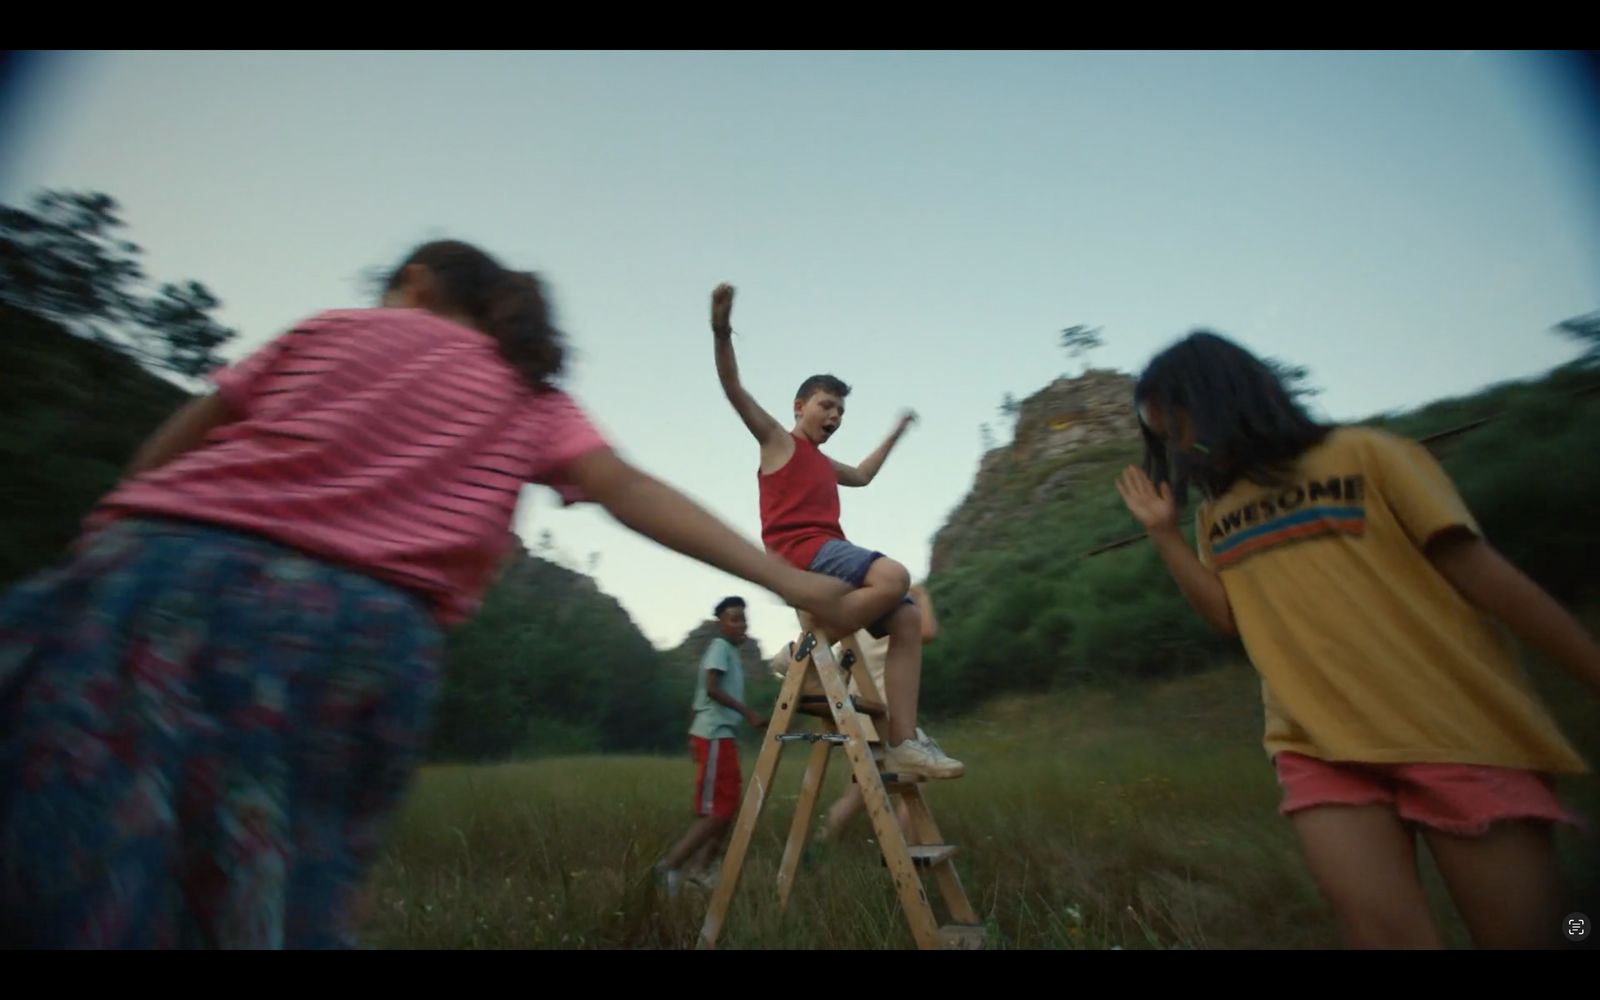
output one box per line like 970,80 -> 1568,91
696,633 -> 811,950
835,626 -> 982,950
810,639 -> 945,950
776,727 -> 832,912
901,785 -> 981,930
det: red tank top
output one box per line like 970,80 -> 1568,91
758,432 -> 845,568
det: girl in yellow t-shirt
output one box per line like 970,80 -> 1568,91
1116,330 -> 1597,949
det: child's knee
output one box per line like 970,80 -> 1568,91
867,558 -> 910,594
887,602 -> 922,639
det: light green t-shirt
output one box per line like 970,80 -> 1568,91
690,636 -> 746,740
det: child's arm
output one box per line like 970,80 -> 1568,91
1427,529 -> 1600,696
832,410 -> 916,487
564,446 -> 850,617
1361,428 -> 1600,696
124,392 -> 239,477
709,284 -> 790,458
705,668 -> 767,729
1115,466 -> 1237,635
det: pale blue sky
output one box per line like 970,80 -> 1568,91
4,51 -> 1597,656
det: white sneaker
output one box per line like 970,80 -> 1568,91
884,736 -> 964,780
656,862 -> 683,898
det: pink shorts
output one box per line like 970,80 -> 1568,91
1274,752 -> 1583,837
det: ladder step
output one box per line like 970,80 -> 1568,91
880,844 -> 959,868
939,924 -> 986,950
796,694 -> 887,720
909,844 -> 958,866
776,732 -> 848,744
852,771 -> 926,786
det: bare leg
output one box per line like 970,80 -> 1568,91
663,816 -> 729,872
811,558 -> 911,637
880,602 -> 923,746
1422,820 -> 1565,949
1290,805 -> 1446,949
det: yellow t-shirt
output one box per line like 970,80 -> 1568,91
1196,425 -> 1586,774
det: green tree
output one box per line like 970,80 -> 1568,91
1059,324 -> 1104,371
0,189 -> 236,378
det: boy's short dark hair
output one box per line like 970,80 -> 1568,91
714,596 -> 746,619
795,374 -> 851,404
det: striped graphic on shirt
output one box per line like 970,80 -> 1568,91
1210,507 -> 1366,569
1205,473 -> 1367,570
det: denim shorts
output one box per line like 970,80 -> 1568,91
807,539 -> 913,638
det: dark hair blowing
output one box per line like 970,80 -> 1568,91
1134,331 -> 1330,505
384,240 -> 566,390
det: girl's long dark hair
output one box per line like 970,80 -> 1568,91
1134,331 -> 1330,505
384,240 -> 566,391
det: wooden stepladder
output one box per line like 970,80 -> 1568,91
696,619 -> 983,950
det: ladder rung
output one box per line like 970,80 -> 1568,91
795,694 -> 887,720
877,771 -> 929,786
909,844 -> 958,866
881,844 -> 958,868
940,924 -> 986,950
852,770 -> 926,786
776,732 -> 848,744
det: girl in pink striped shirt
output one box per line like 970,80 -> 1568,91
0,240 -> 846,949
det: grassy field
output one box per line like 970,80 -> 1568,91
355,646 -> 1600,950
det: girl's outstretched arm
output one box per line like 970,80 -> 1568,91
1428,529 -> 1600,696
566,446 -> 850,619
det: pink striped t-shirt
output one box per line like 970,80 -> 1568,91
87,308 -> 610,625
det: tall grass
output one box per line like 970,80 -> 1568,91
357,650 -> 1599,949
